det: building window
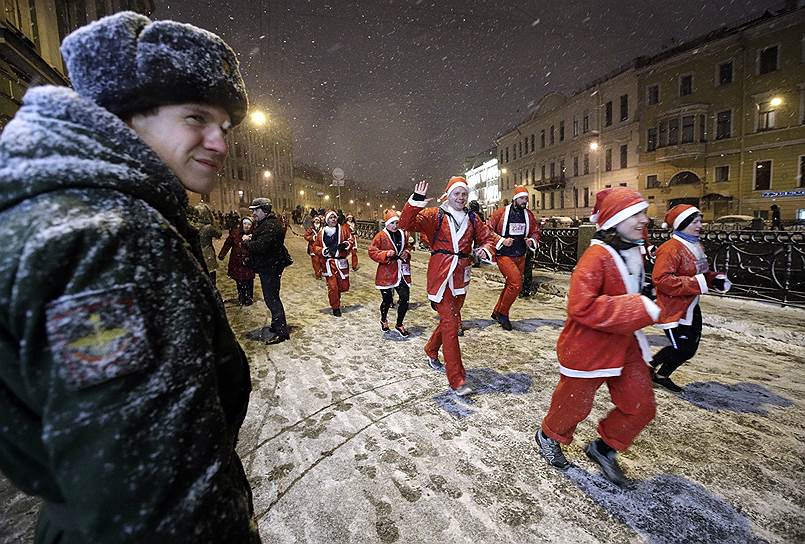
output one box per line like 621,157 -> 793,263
540,129 -> 546,148
573,155 -> 579,177
605,148 -> 612,172
583,111 -> 590,132
646,174 -> 660,189
758,101 -> 777,131
519,141 -> 523,156
560,159 -> 565,177
583,187 -> 590,208
505,147 -> 509,162
681,115 -> 695,143
573,187 -> 579,208
668,118 -> 679,145
549,192 -> 555,209
583,153 -> 590,175
758,45 -> 779,75
541,164 -> 546,180
717,60 -> 734,86
620,94 -> 628,122
550,125 -> 555,145
715,165 -> 730,183
572,115 -> 579,137
530,134 -> 535,152
799,155 -> 805,187
550,162 -> 556,178
699,114 -> 707,142
605,101 -> 613,126
559,120 -> 565,141
679,74 -> 693,97
619,144 -> 628,169
541,192 -> 546,209
647,84 -> 659,105
560,191 -> 565,209
647,127 -> 658,151
754,160 -> 772,190
716,110 -> 732,139
659,120 -> 668,147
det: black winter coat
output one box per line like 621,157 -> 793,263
244,214 -> 292,273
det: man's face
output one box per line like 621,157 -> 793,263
615,210 -> 649,241
515,196 -> 528,209
252,208 -> 268,222
130,103 -> 231,195
447,187 -> 468,210
387,220 -> 399,232
326,215 -> 338,227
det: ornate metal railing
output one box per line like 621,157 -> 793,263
533,228 -> 579,272
354,220 -> 381,240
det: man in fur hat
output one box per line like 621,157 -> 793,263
0,12 -> 260,543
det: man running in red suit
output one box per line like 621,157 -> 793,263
399,178 -> 499,396
487,185 -> 541,330
313,210 -> 354,316
368,209 -> 412,337
536,187 -> 660,485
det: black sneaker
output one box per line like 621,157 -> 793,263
394,325 -> 410,337
380,320 -> 390,332
332,308 -> 342,317
653,373 -> 683,393
584,440 -> 627,486
427,356 -> 444,372
490,311 -> 500,322
535,430 -> 570,469
498,314 -> 513,331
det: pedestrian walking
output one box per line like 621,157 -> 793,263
0,11 -> 260,542
649,205 -> 731,392
313,210 -> 355,316
196,202 -> 223,286
770,204 -> 784,230
243,197 -> 292,344
487,186 -> 541,330
536,187 -> 660,485
368,209 -> 412,337
219,216 -> 256,305
304,214 -> 325,279
399,178 -> 499,396
345,213 -> 361,271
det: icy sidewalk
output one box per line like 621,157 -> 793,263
1,232 -> 803,543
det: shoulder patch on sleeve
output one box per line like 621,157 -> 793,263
46,284 -> 152,391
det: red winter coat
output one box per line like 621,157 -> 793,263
653,235 -> 720,329
368,228 -> 412,289
556,240 -> 660,378
312,224 -> 355,278
218,227 -> 255,282
487,204 -> 541,258
399,198 -> 499,303
304,225 -> 321,255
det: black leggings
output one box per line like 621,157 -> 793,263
380,283 -> 410,326
651,304 -> 703,377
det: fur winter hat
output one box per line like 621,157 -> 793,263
248,197 -> 272,211
662,204 -> 700,230
512,185 -> 528,201
60,11 -> 249,125
590,187 -> 648,231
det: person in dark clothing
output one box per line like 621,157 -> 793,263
219,216 -> 256,305
0,12 -> 260,544
243,197 -> 292,344
770,204 -> 783,230
468,200 -> 486,222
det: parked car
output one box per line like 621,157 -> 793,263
704,215 -> 765,231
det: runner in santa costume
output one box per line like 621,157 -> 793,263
649,205 -> 731,392
313,209 -> 355,316
368,209 -> 412,337
536,187 -> 660,485
399,178 -> 500,396
487,185 -> 541,330
345,213 -> 360,271
304,214 -> 324,279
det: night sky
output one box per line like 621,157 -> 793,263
153,0 -> 782,190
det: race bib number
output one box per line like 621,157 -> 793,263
508,223 -> 526,236
337,258 -> 350,270
401,263 -> 411,276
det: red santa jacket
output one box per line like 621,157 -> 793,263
486,204 -> 541,258
218,227 -> 255,282
304,225 -> 321,256
368,228 -> 412,289
399,198 -> 499,303
556,240 -> 660,378
653,235 -> 722,329
312,224 -> 355,279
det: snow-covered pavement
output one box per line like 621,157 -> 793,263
2,229 -> 804,543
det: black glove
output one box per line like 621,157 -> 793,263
641,281 -> 656,301
337,242 -> 349,252
712,277 -> 726,291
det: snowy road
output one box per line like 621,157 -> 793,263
2,229 -> 804,543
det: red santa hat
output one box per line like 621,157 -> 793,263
662,204 -> 701,230
324,209 -> 338,222
590,187 -> 648,230
512,185 -> 529,201
439,176 -> 469,200
384,209 -> 400,226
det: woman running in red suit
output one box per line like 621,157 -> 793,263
304,214 -> 324,279
368,209 -> 412,337
313,210 -> 355,316
399,178 -> 499,396
536,187 -> 660,485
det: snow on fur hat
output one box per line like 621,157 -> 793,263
662,204 -> 700,230
324,209 -> 338,222
512,185 -> 529,201
439,176 -> 469,200
60,11 -> 249,126
590,187 -> 648,231
384,209 -> 400,226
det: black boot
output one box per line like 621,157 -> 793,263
585,439 -> 627,486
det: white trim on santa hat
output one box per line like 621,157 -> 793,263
439,179 -> 469,200
599,201 -> 649,230
325,210 -> 338,222
385,215 -> 400,226
664,206 -> 700,230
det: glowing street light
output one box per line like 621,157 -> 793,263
299,190 -> 305,196
249,110 -> 268,126
349,199 -> 355,204
263,170 -> 272,179
366,202 -> 371,206
500,167 -> 508,174
589,141 -> 599,151
324,195 -> 330,201
770,96 -> 783,107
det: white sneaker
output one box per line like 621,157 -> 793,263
453,384 -> 473,396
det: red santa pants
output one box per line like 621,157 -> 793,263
325,273 -> 350,309
424,290 -> 467,389
493,255 -> 525,317
310,255 -> 323,279
541,346 -> 656,451
351,248 -> 360,270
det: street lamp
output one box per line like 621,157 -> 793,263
770,96 -> 783,107
589,141 -> 599,151
263,170 -> 272,179
249,110 -> 268,126
299,190 -> 305,196
324,195 -> 330,201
